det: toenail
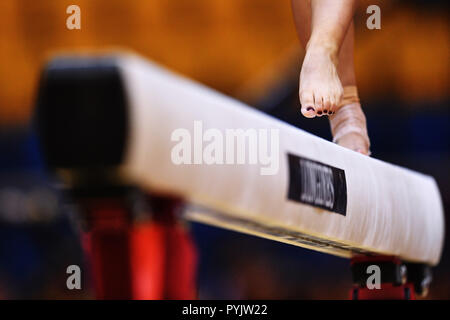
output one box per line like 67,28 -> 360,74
317,111 -> 322,115
306,106 -> 314,112
324,109 -> 328,114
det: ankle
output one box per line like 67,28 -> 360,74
306,37 -> 339,61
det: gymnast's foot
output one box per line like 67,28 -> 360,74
329,100 -> 371,156
299,43 -> 343,118
336,131 -> 370,155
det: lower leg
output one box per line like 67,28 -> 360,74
330,23 -> 370,155
296,0 -> 357,117
291,0 -> 370,154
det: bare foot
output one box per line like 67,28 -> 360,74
299,44 -> 343,118
336,132 -> 370,155
329,102 -> 371,155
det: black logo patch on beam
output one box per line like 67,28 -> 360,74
287,153 -> 347,216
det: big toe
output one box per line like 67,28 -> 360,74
300,91 -> 316,118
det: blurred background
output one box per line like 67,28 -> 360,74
0,0 -> 448,299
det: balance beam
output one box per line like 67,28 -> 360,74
35,53 -> 444,266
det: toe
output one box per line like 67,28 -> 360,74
329,96 -> 337,114
300,91 -> 316,118
323,98 -> 332,116
314,94 -> 324,116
